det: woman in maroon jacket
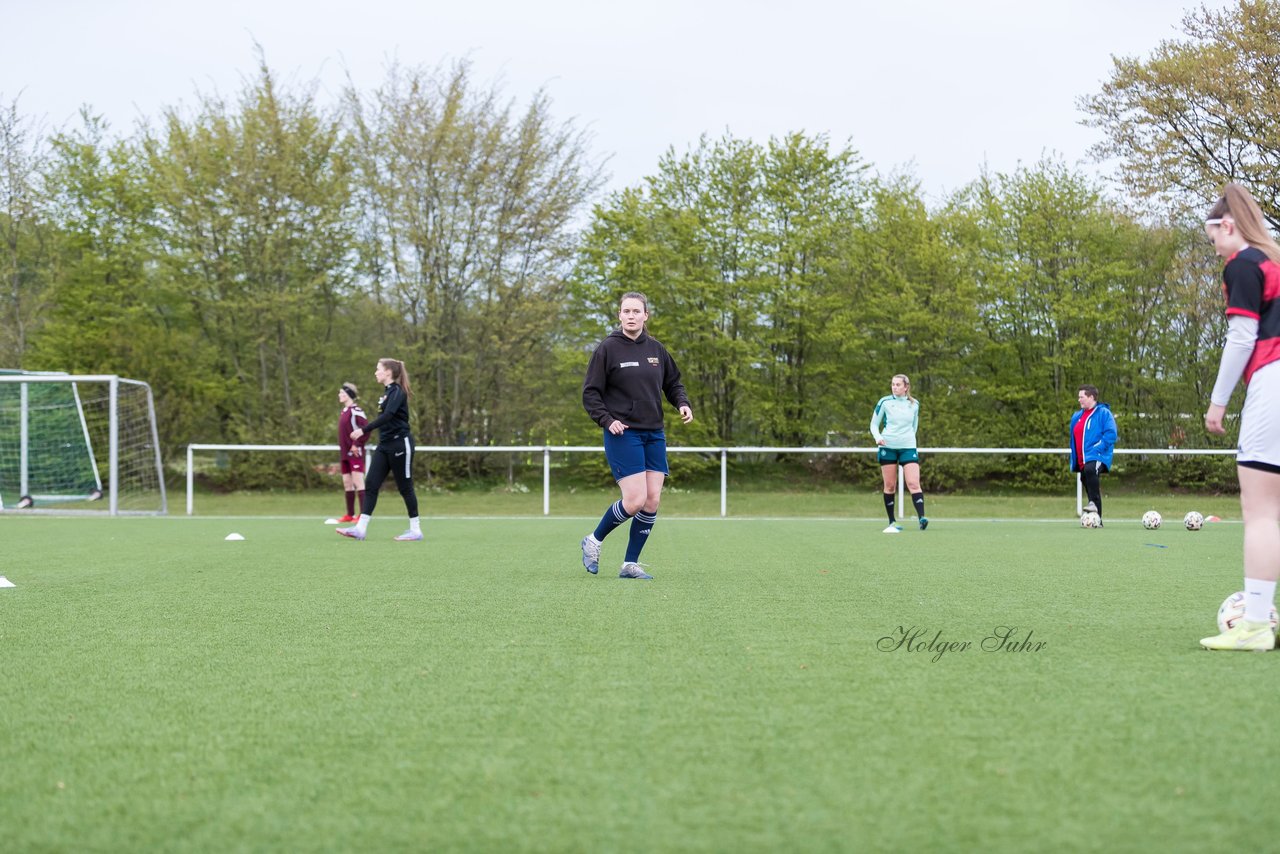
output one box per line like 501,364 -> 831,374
336,383 -> 368,522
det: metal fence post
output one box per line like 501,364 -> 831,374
720,449 -> 728,517
543,448 -> 551,516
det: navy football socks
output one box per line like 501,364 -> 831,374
625,510 -> 657,563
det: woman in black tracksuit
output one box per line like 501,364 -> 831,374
337,358 -> 422,542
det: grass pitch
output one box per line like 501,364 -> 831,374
1,511 -> 1277,851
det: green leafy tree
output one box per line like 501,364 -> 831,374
30,113 -> 220,455
345,61 -> 603,454
754,133 -> 869,444
572,137 -> 769,446
573,132 -> 870,447
946,161 -> 1196,486
143,56 -> 358,442
37,114 -> 156,371
835,176 -> 983,448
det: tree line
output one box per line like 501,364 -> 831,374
2,2 -> 1277,490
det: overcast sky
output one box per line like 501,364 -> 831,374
3,0 -> 1208,201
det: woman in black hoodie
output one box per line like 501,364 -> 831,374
579,292 -> 693,579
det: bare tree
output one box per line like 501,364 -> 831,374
0,95 -> 48,365
1081,0 -> 1280,223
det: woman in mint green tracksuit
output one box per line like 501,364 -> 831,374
870,374 -> 927,533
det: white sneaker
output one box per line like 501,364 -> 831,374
619,562 -> 653,579
882,524 -> 902,534
581,535 -> 601,574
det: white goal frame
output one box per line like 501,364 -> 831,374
0,373 -> 167,515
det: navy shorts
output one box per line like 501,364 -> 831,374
878,447 -> 919,465
603,428 -> 669,481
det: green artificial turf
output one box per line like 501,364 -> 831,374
1,513 -> 1276,851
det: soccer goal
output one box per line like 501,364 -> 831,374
0,372 -> 167,515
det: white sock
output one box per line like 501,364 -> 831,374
356,514 -> 371,533
1244,578 -> 1277,624
409,516 -> 421,534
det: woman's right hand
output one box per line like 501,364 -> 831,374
1205,403 -> 1227,435
608,420 -> 628,435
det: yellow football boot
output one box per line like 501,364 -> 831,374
1200,620 -> 1276,652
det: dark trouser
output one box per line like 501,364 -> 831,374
362,436 -> 419,518
1080,460 -> 1108,515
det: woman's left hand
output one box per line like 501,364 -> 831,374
679,406 -> 694,424
350,427 -> 364,441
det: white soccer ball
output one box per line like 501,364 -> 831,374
1080,510 -> 1102,529
1142,510 -> 1162,530
1184,511 -> 1204,531
1217,591 -> 1279,634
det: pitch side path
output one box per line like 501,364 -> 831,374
2,514 -> 1276,852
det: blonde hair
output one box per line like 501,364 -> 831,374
1208,184 -> 1280,265
892,374 -> 916,404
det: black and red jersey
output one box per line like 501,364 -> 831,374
1222,245 -> 1280,383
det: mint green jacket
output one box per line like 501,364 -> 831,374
870,394 -> 918,449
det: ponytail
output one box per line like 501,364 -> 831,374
1208,184 -> 1280,265
892,373 -> 916,405
379,358 -> 412,399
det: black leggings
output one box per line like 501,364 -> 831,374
362,436 -> 419,518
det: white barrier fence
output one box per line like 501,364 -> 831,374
185,443 -> 1237,517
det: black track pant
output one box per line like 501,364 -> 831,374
1080,460 -> 1108,515
362,435 -> 419,518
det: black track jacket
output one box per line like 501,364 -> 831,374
363,382 -> 412,444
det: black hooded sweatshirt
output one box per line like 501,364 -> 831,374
582,329 -> 689,431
